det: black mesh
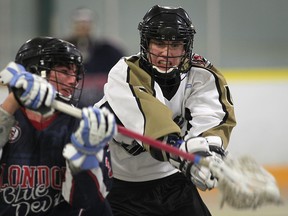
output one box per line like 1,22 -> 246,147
14,36 -> 85,107
138,5 -> 196,80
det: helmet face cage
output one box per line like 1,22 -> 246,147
138,5 -> 196,79
15,37 -> 85,107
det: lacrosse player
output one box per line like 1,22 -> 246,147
0,37 -> 115,215
96,5 -> 236,216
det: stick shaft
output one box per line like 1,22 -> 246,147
53,100 -> 82,118
117,126 -> 199,162
52,100 -> 201,163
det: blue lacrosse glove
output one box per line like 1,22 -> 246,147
1,62 -> 56,112
63,106 -> 116,172
0,62 -> 21,85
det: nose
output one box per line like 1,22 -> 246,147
66,75 -> 77,87
159,45 -> 171,56
65,69 -> 77,81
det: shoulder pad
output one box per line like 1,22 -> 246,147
191,53 -> 213,69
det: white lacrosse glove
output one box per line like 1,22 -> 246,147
0,62 -> 20,85
2,62 -> 56,112
179,136 -> 225,191
63,106 -> 116,173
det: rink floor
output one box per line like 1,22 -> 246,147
200,189 -> 288,216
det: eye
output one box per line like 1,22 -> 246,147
53,65 -> 77,76
63,69 -> 77,76
170,43 -> 184,48
154,41 -> 166,47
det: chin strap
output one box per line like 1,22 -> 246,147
56,92 -> 72,102
152,65 -> 177,73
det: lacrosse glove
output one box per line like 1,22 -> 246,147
2,62 -> 56,116
179,136 -> 225,191
63,106 -> 116,173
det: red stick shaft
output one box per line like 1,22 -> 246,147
51,100 -> 200,163
117,125 -> 199,162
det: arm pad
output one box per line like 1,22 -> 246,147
0,105 -> 15,149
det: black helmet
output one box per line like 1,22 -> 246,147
138,5 -> 196,79
15,36 -> 85,106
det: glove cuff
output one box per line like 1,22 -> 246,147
180,137 -> 211,161
71,134 -> 105,155
206,136 -> 226,157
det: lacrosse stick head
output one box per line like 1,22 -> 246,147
209,155 -> 282,209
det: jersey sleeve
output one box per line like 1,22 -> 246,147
184,65 -> 236,148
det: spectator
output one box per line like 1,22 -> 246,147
65,7 -> 126,107
65,7 -> 125,74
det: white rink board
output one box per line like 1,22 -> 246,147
227,82 -> 288,165
1,80 -> 288,165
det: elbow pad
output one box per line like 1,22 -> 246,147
0,106 -> 15,148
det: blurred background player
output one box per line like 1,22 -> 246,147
0,36 -> 115,215
96,5 -> 236,216
65,7 -> 126,107
65,7 -> 125,75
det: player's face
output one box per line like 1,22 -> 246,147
148,39 -> 185,73
48,64 -> 78,98
74,20 -> 92,37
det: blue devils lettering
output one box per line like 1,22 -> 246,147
0,164 -> 66,216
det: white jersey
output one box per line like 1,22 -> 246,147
95,54 -> 236,182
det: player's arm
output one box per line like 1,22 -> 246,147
186,62 -> 236,148
0,62 -> 56,115
0,62 -> 38,148
176,64 -> 235,191
62,106 -> 115,215
0,94 -> 18,152
0,62 -> 56,151
198,66 -> 236,148
1,93 -> 20,114
0,61 -> 26,149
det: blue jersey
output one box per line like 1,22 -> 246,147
0,109 -> 113,216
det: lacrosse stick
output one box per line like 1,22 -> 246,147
51,100 -> 282,209
0,66 -> 283,209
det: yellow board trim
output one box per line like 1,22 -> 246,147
221,68 -> 288,82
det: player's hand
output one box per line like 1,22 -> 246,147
1,62 -> 56,111
0,62 -> 20,85
180,137 -> 224,191
63,106 -> 116,172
